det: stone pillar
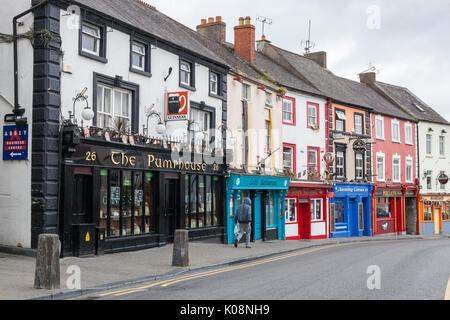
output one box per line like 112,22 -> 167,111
34,234 -> 60,289
172,230 -> 189,267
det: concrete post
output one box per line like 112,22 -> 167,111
172,230 -> 189,267
34,234 -> 61,289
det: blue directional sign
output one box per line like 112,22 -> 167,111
3,125 -> 28,161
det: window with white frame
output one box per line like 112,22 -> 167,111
96,84 -> 131,129
283,98 -> 294,124
265,121 -> 271,154
375,116 -> 384,140
439,136 -> 445,156
307,103 -> 318,128
336,151 -> 345,178
426,134 -> 432,155
426,170 -> 432,190
440,171 -> 446,190
311,199 -> 323,221
392,119 -> 400,143
354,113 -> 364,135
265,92 -> 273,108
308,148 -> 319,173
335,109 -> 346,132
393,155 -> 401,182
131,41 -> 146,71
283,146 -> 294,171
180,60 -> 192,87
355,152 -> 364,180
405,123 -> 413,145
376,153 -> 385,182
285,198 -> 297,223
209,72 -> 219,95
405,157 -> 413,183
242,83 -> 251,101
81,22 -> 101,56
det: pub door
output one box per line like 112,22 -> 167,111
163,175 -> 180,243
298,202 -> 310,239
72,168 -> 93,225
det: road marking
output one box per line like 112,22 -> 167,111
445,277 -> 450,300
99,243 -> 347,297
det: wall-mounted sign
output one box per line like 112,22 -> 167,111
3,125 -> 28,161
438,173 -> 449,185
374,189 -> 403,198
324,152 -> 335,164
166,91 -> 189,121
381,221 -> 390,231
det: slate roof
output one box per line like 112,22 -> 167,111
71,0 -> 229,67
257,43 -> 415,120
373,81 -> 449,125
254,52 -> 323,96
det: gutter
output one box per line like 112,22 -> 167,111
12,0 -> 50,124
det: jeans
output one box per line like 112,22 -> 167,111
237,223 -> 251,246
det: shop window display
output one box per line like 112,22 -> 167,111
423,205 -> 433,221
376,197 -> 392,219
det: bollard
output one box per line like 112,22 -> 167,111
34,234 -> 61,290
172,230 -> 189,267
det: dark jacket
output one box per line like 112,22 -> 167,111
236,198 -> 252,223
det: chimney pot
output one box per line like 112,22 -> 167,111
245,16 -> 251,25
208,17 -> 214,23
201,19 -> 207,24
239,17 -> 244,25
216,16 -> 222,22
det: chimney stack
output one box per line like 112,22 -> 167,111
359,72 -> 376,84
304,51 -> 327,68
196,16 -> 226,43
234,16 -> 256,64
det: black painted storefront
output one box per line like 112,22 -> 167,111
59,138 -> 226,256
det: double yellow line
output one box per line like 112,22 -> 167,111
98,243 -> 345,297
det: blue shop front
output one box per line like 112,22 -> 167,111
329,183 -> 373,238
226,174 -> 291,244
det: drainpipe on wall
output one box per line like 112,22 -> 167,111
12,0 -> 50,125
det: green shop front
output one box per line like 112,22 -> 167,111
60,137 -> 226,257
226,174 -> 291,244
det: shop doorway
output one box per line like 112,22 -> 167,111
72,168 -> 93,225
405,198 -> 418,235
163,175 -> 180,242
434,208 -> 440,235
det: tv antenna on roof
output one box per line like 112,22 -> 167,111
360,62 -> 380,75
301,20 -> 315,54
256,16 -> 273,39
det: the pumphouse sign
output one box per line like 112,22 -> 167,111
3,125 -> 28,161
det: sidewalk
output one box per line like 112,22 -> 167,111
0,234 -> 447,300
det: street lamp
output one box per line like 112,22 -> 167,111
144,109 -> 166,136
70,87 -> 94,125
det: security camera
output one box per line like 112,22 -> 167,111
15,117 -> 28,128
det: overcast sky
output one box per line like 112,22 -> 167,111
146,0 -> 450,121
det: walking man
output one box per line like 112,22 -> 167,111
235,197 -> 252,248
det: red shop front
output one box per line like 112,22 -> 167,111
284,181 -> 331,240
372,186 -> 418,236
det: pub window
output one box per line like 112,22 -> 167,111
307,103 -> 318,128
265,92 -> 273,108
109,170 -> 121,237
308,148 -> 319,174
283,146 -> 294,172
102,169 -> 155,238
426,171 -> 432,190
131,41 -> 146,71
405,157 -> 413,183
377,153 -> 385,181
424,205 -> 433,221
392,120 -> 401,143
242,83 -> 251,101
426,134 -> 432,155
185,175 -> 219,229
405,123 -> 413,145
336,150 -> 345,178
282,97 -> 295,125
209,71 -> 219,96
133,172 -> 144,235
376,197 -> 392,219
122,171 -> 132,236
443,203 -> 450,221
375,116 -> 385,140
311,199 -> 323,221
285,198 -> 297,223
439,136 -> 445,156
96,84 -> 132,130
392,156 -> 401,182
265,121 -> 271,154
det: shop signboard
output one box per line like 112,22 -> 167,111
166,91 -> 189,121
3,125 -> 28,161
